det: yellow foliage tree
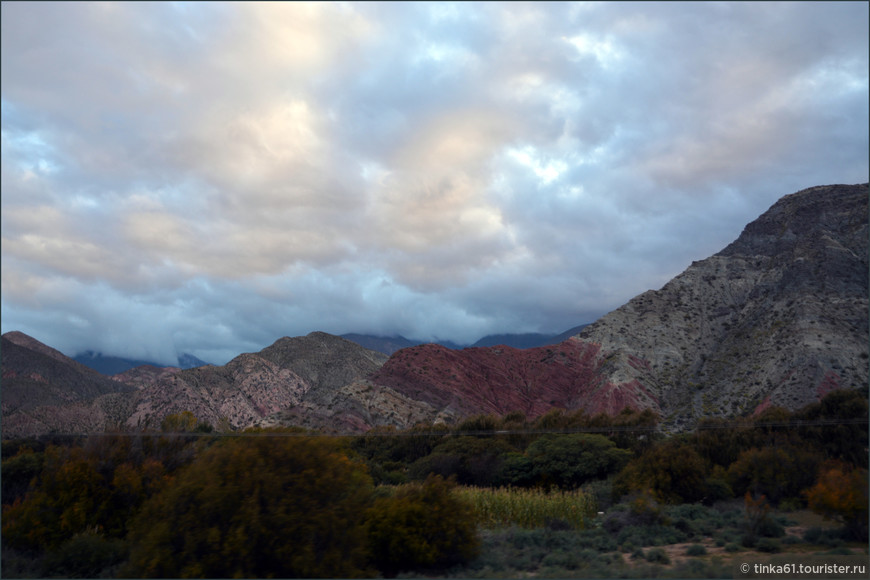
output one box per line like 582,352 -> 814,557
805,461 -> 868,541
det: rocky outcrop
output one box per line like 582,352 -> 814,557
574,183 -> 869,428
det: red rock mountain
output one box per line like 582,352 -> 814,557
369,340 -> 657,420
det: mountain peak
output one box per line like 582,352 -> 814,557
577,182 -> 868,428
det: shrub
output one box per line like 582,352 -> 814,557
725,542 -> 741,553
645,547 -> 670,564
43,532 -> 128,578
803,526 -> 846,547
366,475 -> 479,577
686,543 -> 707,556
124,433 -> 374,578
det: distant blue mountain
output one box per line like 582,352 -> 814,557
341,324 -> 591,356
73,351 -> 212,375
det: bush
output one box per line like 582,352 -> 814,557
724,542 -> 741,553
366,475 -> 479,577
43,532 -> 128,578
645,547 -> 670,564
124,433 -> 374,578
686,543 -> 707,556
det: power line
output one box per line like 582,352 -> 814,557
8,417 -> 867,440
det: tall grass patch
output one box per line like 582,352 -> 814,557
457,486 -> 596,529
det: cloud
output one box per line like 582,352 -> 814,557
2,1 -> 867,362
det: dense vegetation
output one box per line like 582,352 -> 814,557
2,389 -> 867,578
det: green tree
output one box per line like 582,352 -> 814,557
526,433 -> 632,489
124,431 -> 375,578
365,475 -> 479,577
2,445 -> 107,550
613,439 -> 708,504
727,445 -> 822,505
410,436 -> 515,486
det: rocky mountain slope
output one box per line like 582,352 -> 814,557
575,183 -> 868,428
1,332 -> 137,438
120,332 -> 391,431
369,340 -> 657,420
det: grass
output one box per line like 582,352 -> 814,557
455,485 -> 597,530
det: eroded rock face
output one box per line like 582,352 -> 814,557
575,183 -> 869,428
370,339 -> 659,420
125,332 -> 391,432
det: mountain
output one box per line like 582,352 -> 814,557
369,340 -> 657,420
1,332 -> 137,438
366,184 -> 867,428
574,183 -> 868,428
122,332 -> 438,433
2,183 -> 865,437
341,334 -> 466,355
73,351 -> 212,375
469,326 -> 590,349
470,333 -> 557,349
341,326 -> 591,355
340,334 -> 426,356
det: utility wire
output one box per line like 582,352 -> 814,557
9,417 -> 867,439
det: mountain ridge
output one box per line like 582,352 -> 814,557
575,183 -> 868,427
72,351 -> 213,375
2,183 -> 866,437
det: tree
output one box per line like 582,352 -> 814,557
124,431 -> 375,578
2,445 -> 107,550
526,433 -> 632,489
613,439 -> 708,504
365,475 -> 479,577
727,445 -> 822,505
805,461 -> 869,541
410,436 -> 516,486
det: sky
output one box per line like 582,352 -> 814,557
2,1 -> 868,365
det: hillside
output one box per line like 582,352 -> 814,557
121,332 -> 432,433
1,332 -> 137,438
575,183 -> 869,427
369,340 -> 658,420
